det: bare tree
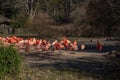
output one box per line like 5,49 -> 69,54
19,0 -> 40,23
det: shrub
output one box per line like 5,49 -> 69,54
0,45 -> 22,77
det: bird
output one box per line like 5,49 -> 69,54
73,40 -> 78,50
81,44 -> 85,50
96,40 -> 102,51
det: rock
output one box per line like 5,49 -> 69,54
107,50 -> 120,58
102,50 -> 120,58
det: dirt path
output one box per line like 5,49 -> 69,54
23,51 -> 108,64
20,50 -> 120,75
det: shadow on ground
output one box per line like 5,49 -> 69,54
21,51 -> 120,76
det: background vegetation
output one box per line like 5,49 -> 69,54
0,0 -> 120,37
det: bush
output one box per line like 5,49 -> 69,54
0,46 -> 22,77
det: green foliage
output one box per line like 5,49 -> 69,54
11,16 -> 27,29
0,46 -> 22,78
0,0 -> 20,18
39,0 -> 80,23
86,0 -> 120,36
10,15 -> 28,34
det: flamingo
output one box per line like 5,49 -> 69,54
28,38 -> 34,46
52,40 -> 58,50
51,40 -> 61,51
1,38 -> 6,43
34,39 -> 42,50
41,39 -> 47,51
10,38 -> 17,44
3,41 -> 10,46
0,36 -> 80,52
52,40 -> 57,46
81,44 -> 85,50
73,40 -> 78,50
33,38 -> 36,45
63,39 -> 69,50
36,39 -> 40,45
96,40 -> 102,51
59,43 -> 65,50
54,42 -> 60,50
24,39 -> 30,52
16,40 -> 25,50
45,41 -> 51,51
69,43 -> 74,50
35,39 -> 42,50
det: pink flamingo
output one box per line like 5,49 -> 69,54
73,40 -> 78,50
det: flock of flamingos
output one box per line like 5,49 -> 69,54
0,36 -> 102,52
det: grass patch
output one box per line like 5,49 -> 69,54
2,58 -> 120,80
0,45 -> 22,79
2,63 -> 100,80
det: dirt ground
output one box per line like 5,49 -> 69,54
20,38 -> 120,76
